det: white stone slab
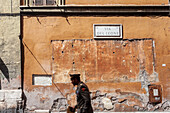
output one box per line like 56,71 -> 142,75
0,102 -> 6,110
5,90 -> 22,99
0,91 -> 5,102
33,75 -> 52,86
94,24 -> 122,39
162,64 -> 166,67
101,97 -> 114,110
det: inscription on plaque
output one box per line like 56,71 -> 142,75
94,24 -> 122,39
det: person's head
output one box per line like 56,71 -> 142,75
70,74 -> 80,86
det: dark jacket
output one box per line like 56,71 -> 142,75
76,82 -> 93,113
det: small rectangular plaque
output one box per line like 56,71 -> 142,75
149,84 -> 162,104
94,24 -> 122,39
32,74 -> 52,86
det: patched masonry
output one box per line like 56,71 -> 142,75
52,39 -> 158,84
49,90 -> 170,112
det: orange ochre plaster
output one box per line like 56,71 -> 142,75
23,16 -> 170,100
66,0 -> 168,5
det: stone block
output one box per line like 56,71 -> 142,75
101,97 -> 114,110
0,0 -> 19,13
161,101 -> 170,111
5,90 -> 22,99
114,103 -> 137,112
92,101 -> 100,111
11,0 -> 20,13
1,77 -> 21,90
35,110 -> 49,113
0,102 -> 6,110
24,110 -> 35,113
0,15 -> 21,90
0,91 -> 5,102
98,103 -> 104,111
5,99 -> 18,109
5,108 -> 17,113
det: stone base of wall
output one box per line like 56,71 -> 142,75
0,90 -> 23,113
24,89 -> 170,112
24,112 -> 170,113
48,90 -> 170,112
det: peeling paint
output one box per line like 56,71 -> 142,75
24,87 -> 64,110
23,16 -> 170,111
52,39 -> 156,83
138,70 -> 150,95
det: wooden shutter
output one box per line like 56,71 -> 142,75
46,0 -> 55,5
35,0 -> 43,5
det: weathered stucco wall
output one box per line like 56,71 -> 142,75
0,0 -> 21,89
0,0 -> 22,112
23,16 -> 170,111
0,0 -> 20,13
52,39 -> 155,83
66,0 -> 168,5
0,16 -> 21,89
21,0 -> 169,6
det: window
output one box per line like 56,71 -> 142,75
46,0 -> 55,5
33,0 -> 56,5
24,0 -> 64,6
34,0 -> 43,5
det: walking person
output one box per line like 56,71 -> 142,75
69,74 -> 93,113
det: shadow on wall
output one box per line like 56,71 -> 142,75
0,58 -> 10,83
